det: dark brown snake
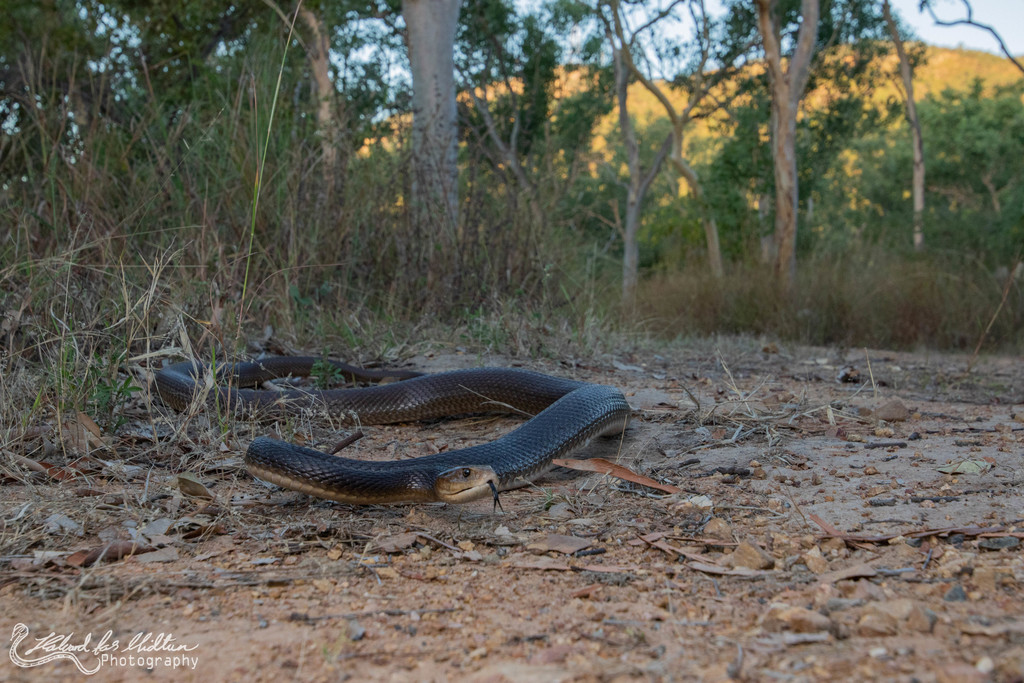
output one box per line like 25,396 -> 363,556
153,357 -> 631,504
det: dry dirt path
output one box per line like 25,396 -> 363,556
2,343 -> 1022,681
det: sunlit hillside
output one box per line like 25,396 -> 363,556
591,45 -> 1024,163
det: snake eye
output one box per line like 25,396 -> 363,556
462,468 -> 471,478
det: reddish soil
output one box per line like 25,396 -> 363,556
2,342 -> 1023,681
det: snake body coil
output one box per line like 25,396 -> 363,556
154,357 -> 631,504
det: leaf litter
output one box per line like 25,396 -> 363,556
1,344 -> 1023,680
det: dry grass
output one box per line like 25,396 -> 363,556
637,250 -> 1023,352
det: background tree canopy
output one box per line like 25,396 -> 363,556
1,0 -> 1021,352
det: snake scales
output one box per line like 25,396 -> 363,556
154,357 -> 631,504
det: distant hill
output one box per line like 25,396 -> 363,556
591,45 -> 1023,160
911,45 -> 1023,96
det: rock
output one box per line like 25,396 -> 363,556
823,598 -> 864,613
856,613 -> 897,637
944,584 -> 967,602
762,604 -> 833,634
874,398 -> 910,422
703,517 -> 733,540
545,502 -> 573,520
855,600 -> 917,637
972,566 -> 1015,591
730,541 -> 775,570
820,537 -> 847,554
802,546 -> 830,574
906,605 -> 937,633
772,533 -> 801,557
875,598 -> 915,621
995,646 -> 1024,681
936,662 -> 986,683
978,536 -> 1020,551
347,619 -> 365,641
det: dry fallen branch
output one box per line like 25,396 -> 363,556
810,514 -> 1015,544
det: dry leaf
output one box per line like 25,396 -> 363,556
508,555 -> 570,571
817,563 -> 878,583
63,412 -> 105,454
526,534 -> 591,555
136,547 -> 180,563
376,532 -> 420,553
68,541 -> 155,567
552,457 -> 681,494
937,459 -> 992,475
686,562 -> 767,577
177,473 -> 215,498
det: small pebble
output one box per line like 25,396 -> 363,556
978,536 -> 1020,551
944,584 -> 967,602
348,619 -> 366,641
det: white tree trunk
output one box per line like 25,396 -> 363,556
755,0 -> 819,290
403,0 -> 461,232
299,9 -> 340,203
882,0 -> 925,251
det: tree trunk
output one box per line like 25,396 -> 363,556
755,0 -> 819,291
299,8 -> 341,205
403,0 -> 461,270
613,42 -> 671,312
669,154 -> 723,278
771,99 -> 799,286
882,0 -> 925,251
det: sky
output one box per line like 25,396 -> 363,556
889,0 -> 1024,56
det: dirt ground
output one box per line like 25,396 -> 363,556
2,341 -> 1023,682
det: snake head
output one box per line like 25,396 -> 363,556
435,465 -> 499,504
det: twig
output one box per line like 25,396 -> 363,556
863,348 -> 877,399
330,431 -> 364,454
925,0 -> 1024,76
289,607 -> 458,622
967,258 -> 1020,372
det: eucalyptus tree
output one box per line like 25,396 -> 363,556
715,0 -> 894,286
752,0 -> 819,290
920,81 -> 1024,259
457,0 -> 614,292
600,0 -> 757,286
403,0 -> 461,254
882,0 -> 926,251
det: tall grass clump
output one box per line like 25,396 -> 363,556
0,21 -> 611,434
638,248 -> 1023,351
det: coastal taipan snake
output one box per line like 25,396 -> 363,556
153,357 -> 631,504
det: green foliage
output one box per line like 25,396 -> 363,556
91,362 -> 142,431
921,81 -> 1024,259
808,78 -> 1024,262
310,358 -> 345,389
0,0 -> 1020,359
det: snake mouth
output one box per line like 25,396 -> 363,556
434,465 -> 500,504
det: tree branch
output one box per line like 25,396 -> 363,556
788,0 -> 820,109
925,0 -> 1024,75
